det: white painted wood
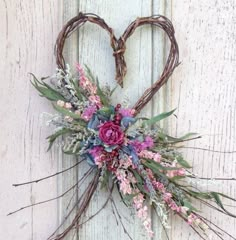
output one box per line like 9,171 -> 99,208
57,2 -> 80,240
169,0 -> 236,239
1,0 -> 236,240
0,0 -> 62,239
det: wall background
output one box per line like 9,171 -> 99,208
0,0 -> 235,239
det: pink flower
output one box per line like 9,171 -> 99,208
137,206 -> 148,219
153,181 -> 165,192
163,192 -> 172,202
81,105 -> 97,121
169,201 -> 181,212
89,95 -> 102,108
187,213 -> 198,225
99,121 -> 124,145
76,63 -> 97,95
133,193 -> 145,209
144,136 -> 154,148
120,180 -> 132,195
130,136 -> 154,153
119,108 -> 136,117
89,146 -> 104,168
167,168 -> 185,178
89,146 -> 104,158
119,157 -> 133,169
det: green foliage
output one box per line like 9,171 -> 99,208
70,78 -> 83,101
96,77 -> 109,106
142,108 -> 176,127
46,128 -> 72,151
166,132 -> 199,143
53,104 -> 87,126
176,155 -> 192,168
30,73 -> 66,101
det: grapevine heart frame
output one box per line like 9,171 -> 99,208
10,12 -> 236,240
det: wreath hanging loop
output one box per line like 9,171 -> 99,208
55,12 -> 179,114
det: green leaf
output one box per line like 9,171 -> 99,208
171,176 -> 186,181
53,104 -> 86,125
100,169 -> 110,189
183,199 -> 199,212
110,85 -> 118,96
144,159 -> 180,171
176,155 -> 192,168
166,132 -> 198,142
96,77 -> 109,106
186,190 -> 212,200
46,128 -> 72,151
210,192 -> 236,217
132,169 -> 143,184
84,64 -> 96,83
30,73 -> 66,101
142,161 -> 167,179
70,79 -> 83,101
143,109 -> 176,127
97,106 -> 114,118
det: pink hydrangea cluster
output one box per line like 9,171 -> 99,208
76,63 -> 97,95
133,193 -> 154,237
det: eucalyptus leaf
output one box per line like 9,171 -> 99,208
142,108 -> 176,127
46,128 -> 72,151
30,73 -> 66,101
53,104 -> 87,125
176,156 -> 192,168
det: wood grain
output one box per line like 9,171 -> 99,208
1,0 -> 236,239
0,0 -> 63,239
170,0 -> 236,239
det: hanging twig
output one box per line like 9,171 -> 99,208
12,159 -> 84,187
8,167 -> 93,216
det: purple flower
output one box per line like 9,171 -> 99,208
130,136 -> 154,153
144,136 -> 154,148
81,105 -> 97,121
89,146 -> 104,158
99,121 -> 124,146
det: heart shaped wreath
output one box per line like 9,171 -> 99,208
10,12 -> 236,240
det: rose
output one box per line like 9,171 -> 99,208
99,121 -> 124,145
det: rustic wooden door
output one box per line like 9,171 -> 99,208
1,0 -> 236,239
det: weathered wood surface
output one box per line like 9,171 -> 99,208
169,1 -> 236,239
0,1 -> 63,239
1,0 -> 236,239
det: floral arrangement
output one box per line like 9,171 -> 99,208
9,12 -> 236,240
26,63 -> 235,240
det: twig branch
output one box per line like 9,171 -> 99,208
12,159 -> 84,187
8,167 -> 93,216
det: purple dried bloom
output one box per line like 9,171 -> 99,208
81,105 -> 97,121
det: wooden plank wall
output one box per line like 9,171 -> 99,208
0,0 -> 62,239
0,0 -> 236,239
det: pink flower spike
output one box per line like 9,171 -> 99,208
89,95 -> 102,108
